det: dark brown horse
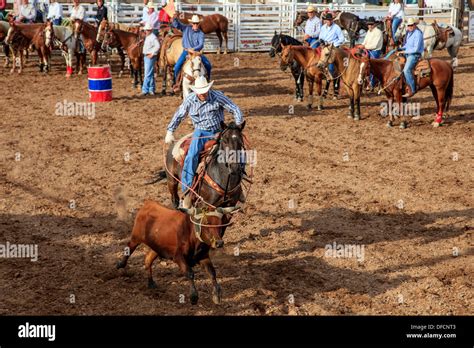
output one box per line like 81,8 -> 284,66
175,11 -> 229,54
73,19 -> 100,67
104,28 -> 143,88
366,54 -> 453,128
147,121 -> 247,210
280,44 -> 327,111
0,21 -> 12,68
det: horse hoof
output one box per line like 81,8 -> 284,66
306,105 -> 312,110
118,71 -> 123,78
148,279 -> 158,289
399,122 -> 407,129
190,292 -> 198,305
317,105 -> 323,111
116,260 -> 126,269
160,91 -> 166,97
386,121 -> 393,128
354,115 -> 360,121
432,121 -> 443,128
347,114 -> 353,119
212,285 -> 222,305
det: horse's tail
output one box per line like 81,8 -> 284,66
145,170 -> 167,185
444,68 -> 454,112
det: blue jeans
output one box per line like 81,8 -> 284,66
403,53 -> 421,94
368,49 -> 381,87
52,18 -> 62,26
174,50 -> 212,81
305,37 -> 320,48
392,17 -> 402,40
182,129 -> 218,192
329,63 -> 335,76
142,55 -> 157,94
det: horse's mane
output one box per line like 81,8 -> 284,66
280,34 -> 302,46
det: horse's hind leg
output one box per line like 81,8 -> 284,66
144,250 -> 159,289
215,31 -> 222,55
306,77 -> 314,110
430,84 -> 445,126
161,64 -> 167,96
223,30 -> 228,54
118,48 -> 125,77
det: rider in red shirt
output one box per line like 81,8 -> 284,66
158,6 -> 170,28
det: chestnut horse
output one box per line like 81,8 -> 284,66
280,44 -> 327,111
103,28 -> 143,88
175,11 -> 229,54
365,54 -> 453,128
72,19 -> 100,67
159,33 -> 183,96
6,21 -> 54,74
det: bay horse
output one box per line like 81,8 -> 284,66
147,121 -> 247,210
72,19 -> 100,67
159,32 -> 183,96
334,12 -> 367,48
103,28 -> 143,88
269,32 -> 305,102
280,44 -> 327,111
181,50 -> 206,99
175,11 -> 229,54
318,43 -> 370,121
96,19 -> 127,77
6,21 -> 54,74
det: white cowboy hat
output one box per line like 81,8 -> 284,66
143,22 -> 153,30
307,5 -> 316,12
147,2 -> 155,9
406,17 -> 416,25
191,14 -> 201,24
191,76 -> 214,94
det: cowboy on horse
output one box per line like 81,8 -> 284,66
158,0 -> 171,28
398,17 -> 424,98
171,12 -> 212,91
94,0 -> 108,26
386,0 -> 404,44
164,76 -> 244,209
361,16 -> 383,90
70,0 -> 86,53
303,5 -> 321,49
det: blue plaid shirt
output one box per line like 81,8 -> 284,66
167,90 -> 243,132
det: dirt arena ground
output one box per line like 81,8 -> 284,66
0,45 -> 472,315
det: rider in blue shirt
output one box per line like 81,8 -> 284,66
172,12 -> 212,89
398,17 -> 424,97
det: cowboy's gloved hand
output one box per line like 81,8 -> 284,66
165,130 -> 175,144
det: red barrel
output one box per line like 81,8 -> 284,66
88,65 -> 112,102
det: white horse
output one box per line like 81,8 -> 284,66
396,21 -> 462,68
52,25 -> 86,77
182,51 -> 206,99
0,21 -> 11,68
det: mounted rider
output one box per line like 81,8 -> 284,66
164,76 -> 243,209
386,0 -> 404,43
47,0 -> 63,26
171,12 -> 212,92
319,12 -> 344,97
70,0 -> 86,53
398,17 -> 424,98
361,16 -> 383,89
303,5 -> 321,49
94,0 -> 108,26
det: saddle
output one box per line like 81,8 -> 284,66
414,59 -> 431,79
172,133 -> 218,169
431,21 -> 454,50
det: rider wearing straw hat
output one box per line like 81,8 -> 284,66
361,16 -> 383,90
398,17 -> 424,98
304,5 -> 321,49
172,12 -> 212,91
144,1 -> 160,35
165,76 -> 243,209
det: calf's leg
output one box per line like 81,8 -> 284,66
201,257 -> 221,304
176,255 -> 198,305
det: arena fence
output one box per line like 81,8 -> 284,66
27,1 -> 459,52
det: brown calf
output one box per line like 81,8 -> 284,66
117,200 -> 238,305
